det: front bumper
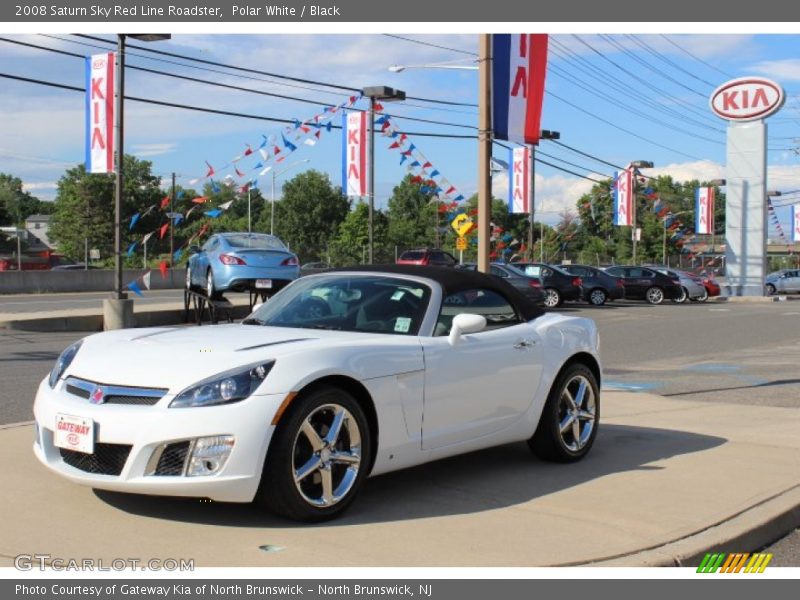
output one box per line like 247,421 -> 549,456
33,378 -> 286,502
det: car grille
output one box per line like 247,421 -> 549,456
60,443 -> 132,476
64,377 -> 166,406
153,441 -> 192,476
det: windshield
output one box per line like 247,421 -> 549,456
224,233 -> 286,250
246,274 -> 432,335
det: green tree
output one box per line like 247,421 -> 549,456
265,170 -> 349,263
385,175 -> 440,252
0,173 -> 53,226
48,156 -> 162,262
329,200 -> 390,266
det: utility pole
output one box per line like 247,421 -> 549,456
368,95 -> 376,264
170,171 -> 175,267
477,34 -> 492,273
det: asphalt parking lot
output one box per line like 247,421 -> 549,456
1,298 -> 799,566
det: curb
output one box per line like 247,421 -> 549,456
714,295 -> 799,303
0,305 -> 253,332
581,484 -> 800,567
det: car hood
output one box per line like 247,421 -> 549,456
63,325 -> 382,391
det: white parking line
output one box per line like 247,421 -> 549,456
708,308 -> 730,312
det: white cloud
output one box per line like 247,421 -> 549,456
749,59 -> 800,82
131,143 -> 177,157
22,181 -> 57,191
492,169 -> 596,225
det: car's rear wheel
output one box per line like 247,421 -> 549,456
206,270 -> 216,299
543,288 -> 562,308
256,385 -> 371,522
766,283 -> 776,295
693,288 -> 709,303
588,288 -> 607,306
529,363 -> 599,462
645,286 -> 665,305
672,286 -> 689,303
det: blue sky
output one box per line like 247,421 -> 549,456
0,33 -> 798,235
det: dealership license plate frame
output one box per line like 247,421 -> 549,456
54,413 -> 95,454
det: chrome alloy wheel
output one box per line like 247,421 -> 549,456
557,374 -> 596,453
646,287 -> 664,304
292,403 -> 362,508
543,288 -> 560,308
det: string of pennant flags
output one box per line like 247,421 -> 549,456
767,197 -> 795,251
122,93 -> 363,296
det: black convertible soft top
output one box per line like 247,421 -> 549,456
331,264 -> 545,322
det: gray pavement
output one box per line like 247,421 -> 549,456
1,299 -> 799,566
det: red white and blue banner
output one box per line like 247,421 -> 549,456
695,186 -> 715,235
492,34 -> 548,145
613,169 -> 634,227
85,52 -> 115,174
793,205 -> 800,243
508,146 -> 531,214
342,111 -> 367,197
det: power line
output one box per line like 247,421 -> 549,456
533,157 -> 607,184
382,34 -> 477,56
535,149 -> 613,179
74,33 -> 478,108
624,35 -> 716,88
547,140 -> 625,170
659,35 -> 735,79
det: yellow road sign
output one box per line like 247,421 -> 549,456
456,237 -> 467,251
451,213 -> 475,238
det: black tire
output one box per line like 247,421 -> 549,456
206,269 -> 216,299
672,286 -> 689,304
694,288 -> 709,303
543,287 -> 562,308
766,283 -> 776,296
256,385 -> 372,522
645,286 -> 665,305
587,288 -> 607,306
529,363 -> 599,463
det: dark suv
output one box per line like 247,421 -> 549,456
603,266 -> 682,304
396,248 -> 457,267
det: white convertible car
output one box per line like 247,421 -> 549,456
34,265 -> 601,522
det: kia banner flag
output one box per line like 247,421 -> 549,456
696,186 -> 715,235
85,52 -> 115,173
342,111 -> 367,197
793,205 -> 800,243
493,34 -> 548,145
613,169 -> 634,227
508,146 -> 531,214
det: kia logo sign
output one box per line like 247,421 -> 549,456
710,77 -> 784,121
93,58 -> 105,69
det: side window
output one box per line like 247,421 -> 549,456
606,267 -> 623,277
435,288 -> 521,336
490,266 -> 508,278
627,268 -> 646,278
202,237 -> 218,252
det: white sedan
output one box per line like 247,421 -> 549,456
33,266 -> 601,522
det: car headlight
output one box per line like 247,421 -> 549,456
170,361 -> 275,408
49,340 -> 83,388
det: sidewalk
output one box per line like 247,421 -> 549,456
0,296 -> 253,331
1,391 -> 798,567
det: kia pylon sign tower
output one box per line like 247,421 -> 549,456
710,77 -> 785,296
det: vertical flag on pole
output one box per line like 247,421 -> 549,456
492,34 -> 549,145
793,205 -> 800,243
696,186 -> 715,235
341,111 -> 367,197
508,146 -> 531,214
613,169 -> 634,227
85,53 -> 115,174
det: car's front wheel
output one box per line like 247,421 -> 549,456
256,385 -> 371,522
766,283 -> 776,295
543,287 -> 562,308
588,288 -> 607,306
529,363 -> 599,462
645,286 -> 665,304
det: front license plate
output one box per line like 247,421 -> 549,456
255,279 -> 273,289
54,414 -> 94,454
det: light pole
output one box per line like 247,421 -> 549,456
362,86 -> 406,264
105,33 -> 170,331
531,131 -> 560,261
388,60 -> 478,73
627,160 -> 654,265
270,158 -> 310,235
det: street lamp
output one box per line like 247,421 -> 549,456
105,33 -> 170,331
530,130 -> 560,261
627,160 -> 654,265
362,85 -> 406,264
388,60 -> 478,73
270,158 -> 310,235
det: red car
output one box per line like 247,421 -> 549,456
699,274 -> 721,299
396,248 -> 457,267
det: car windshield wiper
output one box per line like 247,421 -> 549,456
241,317 -> 266,326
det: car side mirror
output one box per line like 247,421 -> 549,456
188,245 -> 200,255
448,313 -> 487,346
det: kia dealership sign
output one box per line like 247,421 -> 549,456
710,77 -> 785,121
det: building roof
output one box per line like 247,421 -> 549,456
25,214 -> 51,223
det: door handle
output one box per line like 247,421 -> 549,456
514,339 -> 536,350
